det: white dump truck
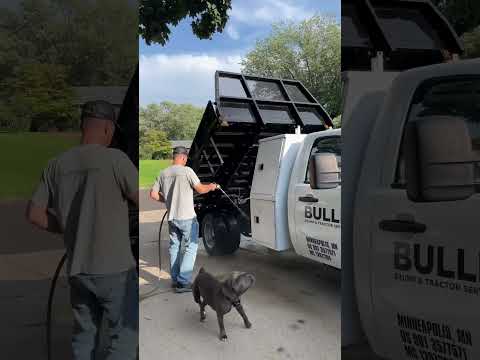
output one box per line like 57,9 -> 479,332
188,72 -> 341,267
342,1 -> 480,359
250,130 -> 341,268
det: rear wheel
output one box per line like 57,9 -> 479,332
201,211 -> 240,255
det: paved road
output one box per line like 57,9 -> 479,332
139,199 -> 341,360
0,200 -> 72,359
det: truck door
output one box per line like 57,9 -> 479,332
368,77 -> 480,360
292,135 -> 341,268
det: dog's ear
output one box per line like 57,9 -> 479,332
232,273 -> 255,296
221,276 -> 237,301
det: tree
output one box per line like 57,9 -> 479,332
0,0 -> 138,131
241,15 -> 341,118
139,0 -> 232,45
140,129 -> 171,160
332,115 -> 341,129
1,63 -> 75,131
140,101 -> 203,140
431,0 -> 480,36
463,26 -> 480,59
0,0 -> 137,86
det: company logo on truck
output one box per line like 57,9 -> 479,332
393,242 -> 480,296
304,205 -> 340,228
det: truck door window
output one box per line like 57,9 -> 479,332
394,78 -> 480,190
305,136 -> 342,184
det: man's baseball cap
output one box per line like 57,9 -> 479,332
81,100 -> 118,126
173,146 -> 189,156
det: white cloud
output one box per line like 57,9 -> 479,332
226,24 -> 240,40
231,0 -> 311,24
139,53 -> 243,107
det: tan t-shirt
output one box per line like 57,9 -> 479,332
152,165 -> 200,221
31,144 -> 138,276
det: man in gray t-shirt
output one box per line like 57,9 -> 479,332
26,100 -> 139,359
150,146 -> 217,292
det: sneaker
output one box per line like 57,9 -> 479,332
175,283 -> 192,293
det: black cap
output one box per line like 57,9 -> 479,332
173,146 -> 188,156
81,100 -> 117,124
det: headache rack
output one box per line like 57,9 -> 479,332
187,71 -> 333,229
342,0 -> 464,71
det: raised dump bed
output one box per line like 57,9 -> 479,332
187,71 -> 334,244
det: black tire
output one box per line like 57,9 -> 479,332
201,211 -> 240,255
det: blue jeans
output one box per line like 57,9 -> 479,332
68,269 -> 138,360
168,218 -> 199,285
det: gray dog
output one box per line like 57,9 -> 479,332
193,267 -> 255,341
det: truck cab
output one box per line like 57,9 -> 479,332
248,129 -> 341,267
288,130 -> 341,267
355,56 -> 480,360
341,1 -> 480,359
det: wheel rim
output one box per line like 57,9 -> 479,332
204,217 -> 216,249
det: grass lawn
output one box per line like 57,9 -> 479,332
0,132 -> 80,200
139,159 -> 170,188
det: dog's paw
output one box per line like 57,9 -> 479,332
220,334 -> 228,342
245,321 -> 252,329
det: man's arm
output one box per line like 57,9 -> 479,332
26,202 -> 62,234
194,182 -> 217,194
187,167 -> 217,194
28,161 -> 61,233
113,151 -> 139,207
127,190 -> 140,207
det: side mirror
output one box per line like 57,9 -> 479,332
309,153 -> 340,189
404,116 -> 474,202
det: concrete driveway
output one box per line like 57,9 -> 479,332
139,196 -> 341,360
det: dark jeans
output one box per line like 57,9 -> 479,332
68,269 -> 138,360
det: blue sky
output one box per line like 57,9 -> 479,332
139,0 -> 340,107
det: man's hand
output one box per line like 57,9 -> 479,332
26,202 -> 62,234
149,189 -> 165,202
194,182 -> 218,194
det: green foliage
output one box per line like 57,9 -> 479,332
1,0 -> 137,86
140,101 -> 203,140
1,63 -> 75,131
0,0 -> 137,131
241,15 -> 341,117
139,0 -> 232,45
463,26 -> 480,59
140,129 -> 171,160
332,115 -> 341,128
431,0 -> 480,36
